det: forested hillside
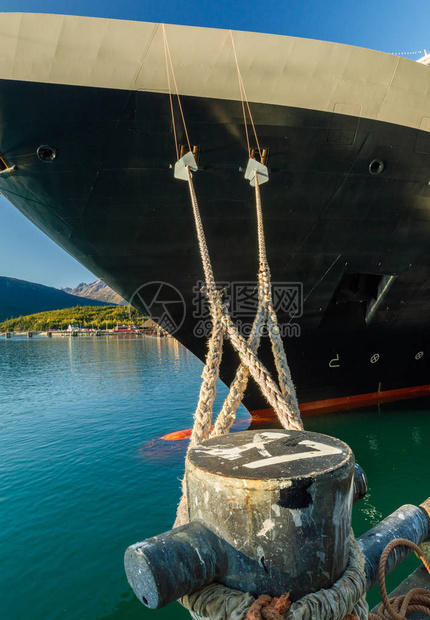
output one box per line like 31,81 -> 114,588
0,305 -> 145,332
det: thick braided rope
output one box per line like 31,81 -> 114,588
221,311 -> 302,430
186,166 -> 217,294
175,298 -> 225,528
189,300 -> 224,448
183,584 -> 255,620
210,296 -> 267,437
211,177 -> 272,437
212,172 -> 302,437
186,166 -> 302,431
182,532 -> 369,620
175,166 -> 227,525
267,303 -> 301,421
254,176 -> 302,427
175,168 -> 228,527
285,532 -> 368,620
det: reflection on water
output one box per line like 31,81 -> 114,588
367,433 -> 379,452
0,337 -> 204,620
411,426 -> 422,446
1,337 -> 429,617
359,489 -> 383,527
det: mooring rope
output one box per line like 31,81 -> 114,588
210,168 -> 271,437
162,23 -> 192,157
185,163 -> 303,432
174,163 -> 303,528
230,30 -> 262,159
284,533 -> 368,620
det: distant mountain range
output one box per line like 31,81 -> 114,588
61,280 -> 125,305
0,276 -> 112,322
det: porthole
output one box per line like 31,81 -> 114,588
369,159 -> 384,175
37,145 -> 57,163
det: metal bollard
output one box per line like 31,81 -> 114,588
126,429 -> 362,608
126,431 -> 430,611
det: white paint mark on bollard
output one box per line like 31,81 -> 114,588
193,431 -> 288,461
252,433 -> 273,458
257,519 -> 275,538
272,504 -> 281,517
244,440 -> 342,470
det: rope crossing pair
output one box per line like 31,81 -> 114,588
174,158 -> 303,529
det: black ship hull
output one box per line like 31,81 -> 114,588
2,15 -> 430,416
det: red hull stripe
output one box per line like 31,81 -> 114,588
162,384 -> 430,440
251,384 -> 430,419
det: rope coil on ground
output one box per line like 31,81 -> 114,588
369,538 -> 430,619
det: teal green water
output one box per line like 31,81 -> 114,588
1,337 -> 428,619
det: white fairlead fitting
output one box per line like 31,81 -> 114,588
244,158 -> 269,186
0,165 -> 17,176
174,152 -> 198,181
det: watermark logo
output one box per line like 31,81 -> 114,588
128,281 -> 186,335
192,281 -> 302,338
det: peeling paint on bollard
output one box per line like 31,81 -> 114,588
124,521 -> 228,608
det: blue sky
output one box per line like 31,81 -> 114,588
1,0 -> 429,288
